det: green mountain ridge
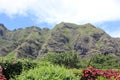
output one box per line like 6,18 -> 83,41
0,22 -> 120,59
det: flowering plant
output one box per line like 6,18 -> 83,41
81,66 -> 120,80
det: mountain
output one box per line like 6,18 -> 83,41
0,22 -> 120,59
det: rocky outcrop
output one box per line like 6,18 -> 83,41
0,24 -> 7,36
0,22 -> 120,59
38,22 -> 120,58
15,40 -> 41,59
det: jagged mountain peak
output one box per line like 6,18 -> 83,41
0,22 -> 120,59
54,22 -> 79,29
54,22 -> 100,31
0,23 -> 7,30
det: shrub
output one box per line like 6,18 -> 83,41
88,54 -> 120,69
0,58 -> 38,79
71,68 -> 82,78
42,52 -> 81,68
81,66 -> 120,80
14,62 -> 79,80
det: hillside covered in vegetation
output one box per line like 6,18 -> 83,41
0,22 -> 120,59
1,22 -> 120,80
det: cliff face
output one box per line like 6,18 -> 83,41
0,22 -> 120,58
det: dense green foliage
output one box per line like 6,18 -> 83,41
0,58 -> 81,80
89,54 -> 120,69
42,52 -> 81,68
42,52 -> 120,69
1,53 -> 120,80
0,58 -> 38,79
14,62 -> 79,80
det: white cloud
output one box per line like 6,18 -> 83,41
0,0 -> 120,24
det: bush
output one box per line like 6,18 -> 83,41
14,62 -> 79,80
81,66 -> 120,80
0,58 -> 38,79
42,52 -> 81,68
71,68 -> 82,78
88,54 -> 120,69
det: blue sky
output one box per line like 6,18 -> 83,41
0,13 -> 54,30
0,0 -> 120,37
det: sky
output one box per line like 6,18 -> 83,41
0,0 -> 120,37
